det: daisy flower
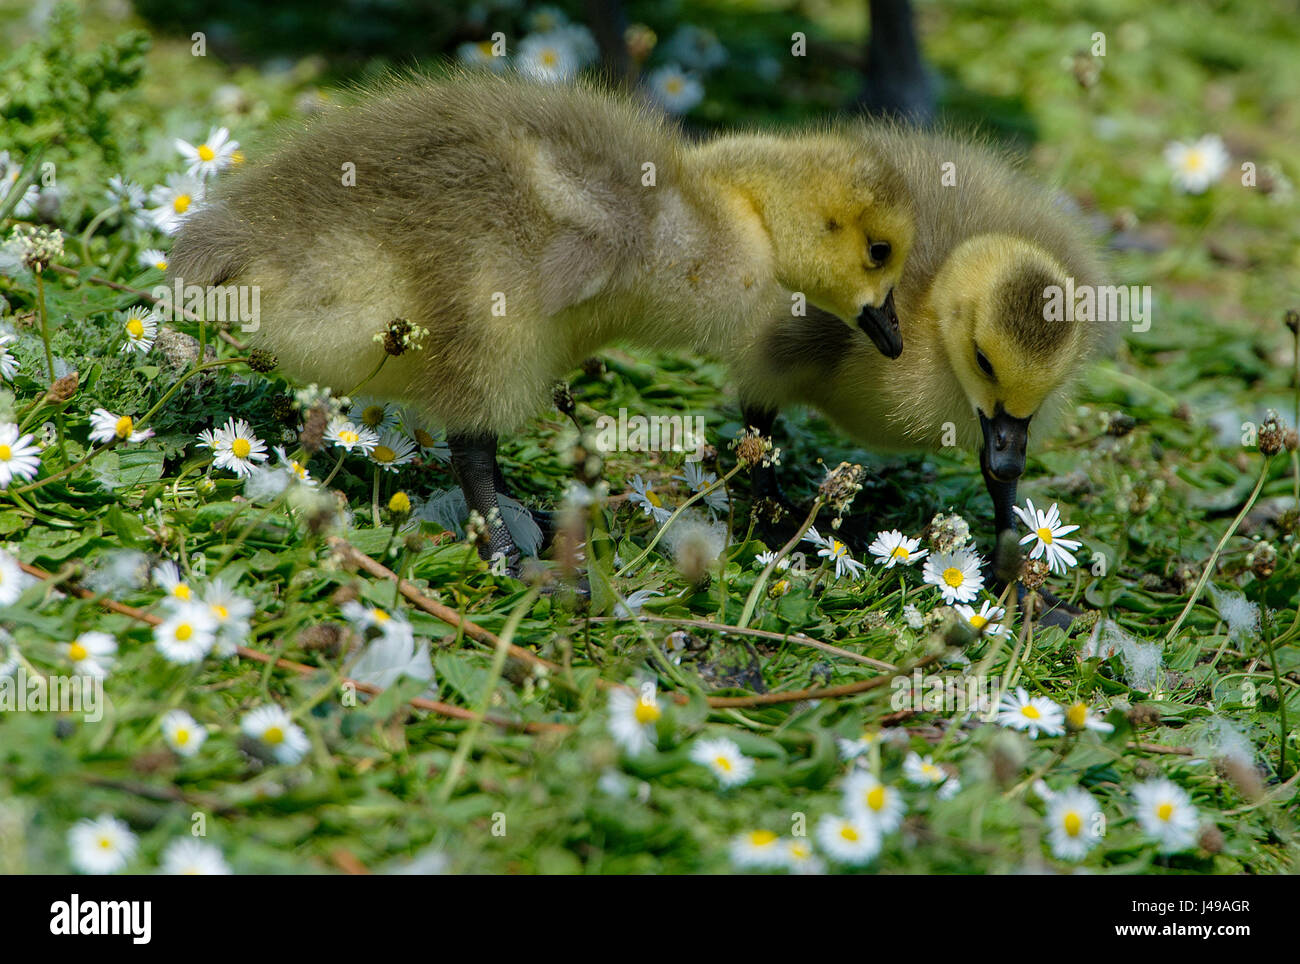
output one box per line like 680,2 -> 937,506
0,549 -> 28,606
138,248 -> 169,272
154,602 -> 218,664
607,685 -> 662,756
349,398 -> 400,434
1164,134 -> 1229,195
868,529 -> 928,568
202,578 -> 254,656
1132,778 -> 1199,853
996,686 -> 1065,739
815,814 -> 881,866
0,334 -> 19,381
782,838 -> 826,875
516,31 -> 580,84
0,423 -> 41,488
160,837 -> 231,875
273,446 -> 314,486
613,587 -> 662,618
68,815 -> 137,874
673,460 -> 728,512
1013,499 -> 1082,575
369,431 -> 417,472
152,560 -> 195,604
837,730 -> 882,761
753,550 -> 790,571
646,65 -> 705,115
208,417 -> 269,477
903,752 -> 949,788
0,633 -> 17,677
325,418 -> 379,455
628,475 -> 672,524
105,174 -> 146,216
176,126 -> 239,180
842,771 -> 906,833
690,736 -> 754,788
341,600 -> 414,645
240,704 -> 310,765
88,409 -> 154,445
1045,787 -> 1104,862
0,152 -> 38,217
1064,701 -> 1115,734
146,173 -> 204,234
922,548 -> 985,604
458,39 -> 507,71
805,526 -> 866,581
954,600 -> 1010,638
118,306 -> 158,354
66,631 -> 116,679
730,829 -> 787,870
161,709 -> 208,757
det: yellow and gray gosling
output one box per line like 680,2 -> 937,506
732,123 -> 1109,546
169,72 -> 916,570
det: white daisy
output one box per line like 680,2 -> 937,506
118,306 -> 158,354
646,64 -> 705,115
996,686 -> 1066,739
0,549 -> 29,606
208,417 -> 269,477
273,446 -> 314,486
349,398 -> 400,434
154,602 -> 218,664
612,587 -> 662,618
1046,787 -> 1104,862
1014,499 -> 1082,575
729,829 -> 787,870
66,631 -> 116,679
368,430 -> 417,472
88,409 -> 154,445
161,709 -> 208,757
68,815 -> 137,874
146,173 -> 205,235
902,752 -> 948,788
240,704 -> 310,765
1132,778 -> 1199,853
690,736 -> 754,788
458,39 -> 507,72
842,771 -> 906,833
868,529 -> 928,568
325,418 -> 379,455
628,474 -> 672,524
0,423 -> 41,488
160,837 -> 231,875
837,730 -> 883,761
954,600 -> 1010,638
607,685 -> 662,756
516,31 -> 580,84
1164,134 -> 1229,195
673,460 -> 728,512
176,126 -> 239,180
203,578 -> 253,656
1064,701 -> 1115,734
782,837 -> 826,875
341,600 -> 413,646
105,174 -> 146,216
152,560 -> 196,604
815,814 -> 881,866
753,550 -> 790,571
137,248 -> 169,272
922,548 -> 985,604
805,526 -> 866,581
0,334 -> 19,381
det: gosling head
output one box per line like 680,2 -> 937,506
933,234 -> 1092,482
760,142 -> 914,358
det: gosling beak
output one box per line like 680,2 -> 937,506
980,405 -> 1031,482
856,289 -> 902,359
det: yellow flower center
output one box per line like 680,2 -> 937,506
890,546 -> 910,560
231,438 -> 252,459
748,829 -> 777,846
388,492 -> 411,514
175,729 -> 190,745
154,259 -> 168,271
372,445 -> 395,463
541,49 -> 558,67
942,567 -> 964,588
645,489 -> 661,508
1021,704 -> 1041,720
922,764 -> 940,778
1037,527 -> 1054,545
231,150 -> 244,165
789,842 -> 811,859
714,755 -> 733,772
126,318 -> 145,338
68,642 -> 88,662
1066,703 -> 1088,729
175,623 -> 193,642
213,604 -> 229,620
1063,811 -> 1082,837
263,725 -> 285,745
372,609 -> 390,623
1156,802 -> 1174,822
866,785 -> 887,812
1184,150 -> 1204,172
198,144 -> 215,162
114,416 -> 134,439
0,445 -> 12,461
98,837 -> 113,850
839,824 -> 859,842
665,77 -> 684,94
414,429 -> 437,448
339,430 -> 359,445
970,614 -> 988,629
173,584 -> 191,600
831,540 -> 846,556
362,405 -> 385,427
173,194 -> 191,214
634,698 -> 661,725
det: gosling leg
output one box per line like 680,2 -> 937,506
741,403 -> 784,503
449,431 -> 521,575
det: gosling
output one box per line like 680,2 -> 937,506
169,72 -> 916,571
732,124 -> 1109,551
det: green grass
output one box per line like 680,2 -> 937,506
0,0 -> 1297,874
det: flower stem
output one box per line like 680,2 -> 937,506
615,463 -> 742,578
736,498 -> 824,630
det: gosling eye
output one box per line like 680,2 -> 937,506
975,347 -> 995,379
867,240 -> 891,266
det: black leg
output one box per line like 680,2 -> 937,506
448,431 -> 520,574
857,0 -> 935,124
742,403 -> 783,502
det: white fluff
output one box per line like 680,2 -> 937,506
1208,584 -> 1259,640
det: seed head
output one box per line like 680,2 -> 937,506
1019,557 -> 1050,590
375,317 -> 430,356
552,381 -> 576,416
817,461 -> 865,515
731,427 -> 780,469
248,349 -> 277,372
45,370 -> 79,403
1258,409 -> 1286,456
9,225 -> 63,272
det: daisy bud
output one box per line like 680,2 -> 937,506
45,370 -> 79,403
248,348 -> 277,372
388,491 -> 411,516
403,533 -> 425,554
1258,410 -> 1285,456
625,23 -> 657,62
